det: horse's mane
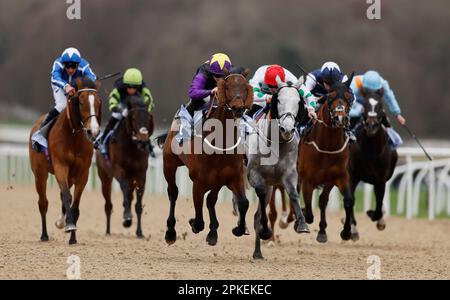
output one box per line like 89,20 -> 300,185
73,76 -> 96,90
125,95 -> 146,109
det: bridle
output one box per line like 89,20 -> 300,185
67,88 -> 101,133
126,106 -> 150,144
222,74 -> 247,118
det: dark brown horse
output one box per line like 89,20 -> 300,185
96,95 -> 153,238
158,70 -> 253,246
349,90 -> 397,233
297,74 -> 355,243
29,77 -> 101,244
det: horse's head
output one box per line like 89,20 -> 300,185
124,95 -> 151,149
361,90 -> 385,136
71,77 -> 102,141
216,68 -> 253,119
325,72 -> 354,128
272,75 -> 304,141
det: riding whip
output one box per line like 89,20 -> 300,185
402,124 -> 432,161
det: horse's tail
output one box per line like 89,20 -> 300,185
155,132 -> 168,149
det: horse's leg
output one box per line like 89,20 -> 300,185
118,178 -> 133,228
277,188 -> 289,229
55,192 -> 65,229
253,200 -> 264,259
68,173 -> 90,245
97,166 -> 113,235
302,181 -> 314,224
349,177 -> 360,241
54,165 -> 76,236
338,178 -> 354,241
206,189 -> 220,246
283,174 -> 309,234
268,188 -> 277,242
369,182 -> 387,231
228,181 -> 250,237
164,163 -> 179,245
189,182 -> 205,234
135,177 -> 146,238
316,185 -> 332,243
35,170 -> 49,241
254,184 -> 272,240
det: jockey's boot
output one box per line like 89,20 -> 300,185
185,99 -> 206,117
94,118 -> 118,150
31,108 -> 60,152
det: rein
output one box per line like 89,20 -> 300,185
66,88 -> 100,134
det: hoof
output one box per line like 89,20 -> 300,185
367,210 -> 382,222
316,233 -> 328,243
267,241 -> 275,248
40,235 -> 49,242
64,223 -> 77,233
69,238 -> 77,245
189,218 -> 204,234
165,229 -> 177,245
55,218 -> 65,229
206,231 -> 218,246
351,231 -> 360,242
253,252 -> 264,260
123,218 -> 132,228
376,221 -> 386,231
136,231 -> 144,239
305,213 -> 314,224
244,227 -> 250,235
279,219 -> 289,229
258,227 -> 272,241
232,226 -> 246,237
340,230 -> 351,241
294,221 -> 310,233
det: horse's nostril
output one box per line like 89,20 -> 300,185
280,127 -> 286,133
290,128 -> 295,134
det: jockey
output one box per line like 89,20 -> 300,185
185,53 -> 232,116
350,70 -> 406,146
32,47 -> 96,152
304,61 -> 356,142
95,68 -> 155,155
246,64 -> 317,120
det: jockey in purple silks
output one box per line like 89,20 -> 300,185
185,53 -> 232,116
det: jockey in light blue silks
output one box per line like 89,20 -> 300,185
349,70 -> 406,148
31,47 -> 97,152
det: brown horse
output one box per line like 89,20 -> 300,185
158,70 -> 253,246
267,185 -> 295,242
297,74 -> 355,243
29,77 -> 101,244
96,95 -> 153,238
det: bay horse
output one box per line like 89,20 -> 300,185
96,95 -> 153,238
349,90 -> 398,233
158,69 -> 253,246
29,77 -> 101,244
268,185 -> 295,239
297,73 -> 355,243
246,76 -> 309,259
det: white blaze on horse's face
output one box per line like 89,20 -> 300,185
277,85 -> 300,140
88,94 -> 100,137
368,98 -> 378,117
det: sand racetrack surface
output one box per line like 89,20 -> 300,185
0,183 -> 449,280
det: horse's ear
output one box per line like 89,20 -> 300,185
293,76 -> 304,89
244,84 -> 254,109
216,78 -> 226,106
95,80 -> 101,90
275,75 -> 285,88
346,72 -> 355,89
74,78 -> 83,90
223,68 -> 230,77
242,68 -> 251,79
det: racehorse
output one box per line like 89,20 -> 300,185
349,90 -> 398,233
96,95 -> 153,238
158,69 -> 253,246
246,76 -> 309,259
268,185 -> 295,239
297,73 -> 355,243
29,77 -> 101,244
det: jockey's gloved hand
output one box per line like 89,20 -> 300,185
121,108 -> 129,118
308,107 -> 317,120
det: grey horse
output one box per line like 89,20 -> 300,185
243,76 -> 310,259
